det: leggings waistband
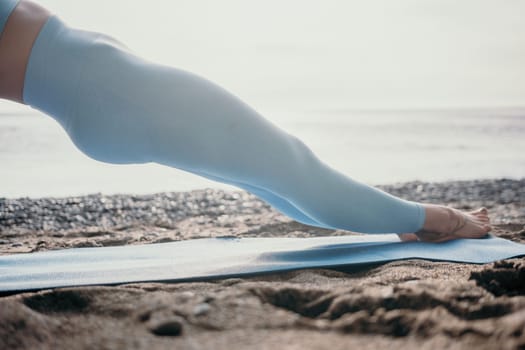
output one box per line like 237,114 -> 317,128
0,0 -> 19,37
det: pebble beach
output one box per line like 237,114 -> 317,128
1,178 -> 525,349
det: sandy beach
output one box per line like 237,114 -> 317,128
1,178 -> 524,349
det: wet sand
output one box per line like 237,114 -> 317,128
1,179 -> 524,349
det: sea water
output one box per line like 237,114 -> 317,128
1,108 -> 523,198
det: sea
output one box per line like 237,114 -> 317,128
1,0 -> 524,198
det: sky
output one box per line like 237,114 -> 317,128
1,0 -> 524,115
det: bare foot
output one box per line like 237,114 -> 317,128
397,206 -> 491,243
413,205 -> 491,242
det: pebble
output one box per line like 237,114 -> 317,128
0,179 -> 523,232
149,317 -> 184,336
193,303 -> 211,316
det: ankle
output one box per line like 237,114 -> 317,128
421,204 -> 456,233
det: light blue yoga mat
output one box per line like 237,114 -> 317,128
1,234 -> 525,292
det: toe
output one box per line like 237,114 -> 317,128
471,212 -> 489,222
470,207 -> 488,216
473,212 -> 489,218
471,215 -> 489,223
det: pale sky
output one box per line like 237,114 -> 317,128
1,0 -> 524,114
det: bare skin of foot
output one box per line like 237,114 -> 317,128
398,205 -> 491,243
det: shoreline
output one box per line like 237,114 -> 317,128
2,177 -> 524,228
1,178 -> 524,256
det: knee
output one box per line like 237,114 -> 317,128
258,133 -> 322,194
288,135 -> 326,187
286,133 -> 318,168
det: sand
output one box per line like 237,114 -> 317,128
1,180 -> 524,349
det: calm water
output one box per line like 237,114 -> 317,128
1,108 -> 523,198
1,0 -> 524,197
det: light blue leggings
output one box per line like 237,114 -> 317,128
19,15 -> 425,234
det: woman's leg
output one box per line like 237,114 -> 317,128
0,2 -> 379,233
1,2 -> 491,240
22,16 -> 426,234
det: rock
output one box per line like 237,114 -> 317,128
149,317 -> 184,336
1,179 -> 524,232
193,303 -> 211,316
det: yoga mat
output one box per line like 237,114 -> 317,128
1,234 -> 525,292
